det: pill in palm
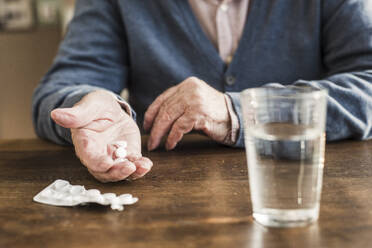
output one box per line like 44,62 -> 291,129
115,146 -> 127,158
114,157 -> 128,164
114,141 -> 127,148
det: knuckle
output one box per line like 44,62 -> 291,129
159,107 -> 173,122
175,120 -> 189,131
187,92 -> 203,106
184,110 -> 197,122
186,76 -> 199,83
185,77 -> 201,88
156,94 -> 166,104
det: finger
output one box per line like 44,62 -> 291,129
89,160 -> 136,182
126,154 -> 142,161
130,157 -> 153,180
147,102 -> 184,151
166,114 -> 195,150
73,132 -> 114,173
143,86 -> 178,131
81,154 -> 114,173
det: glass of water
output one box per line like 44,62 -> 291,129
240,86 -> 328,227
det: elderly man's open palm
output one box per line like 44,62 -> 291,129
51,90 -> 152,182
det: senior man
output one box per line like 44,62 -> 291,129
33,0 -> 372,182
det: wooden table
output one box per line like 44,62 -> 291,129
0,134 -> 371,248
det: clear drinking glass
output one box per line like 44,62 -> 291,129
240,86 -> 328,227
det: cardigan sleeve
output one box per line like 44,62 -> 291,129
227,0 -> 372,148
32,0 -> 133,145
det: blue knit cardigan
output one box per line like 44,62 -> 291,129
33,0 -> 372,147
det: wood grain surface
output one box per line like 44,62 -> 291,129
0,135 -> 371,248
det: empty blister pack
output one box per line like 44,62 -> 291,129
33,179 -> 138,211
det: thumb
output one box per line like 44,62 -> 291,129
51,103 -> 96,129
51,90 -> 117,129
50,95 -> 97,128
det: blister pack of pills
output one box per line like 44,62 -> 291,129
33,179 -> 138,211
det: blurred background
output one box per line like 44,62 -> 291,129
0,0 -> 75,139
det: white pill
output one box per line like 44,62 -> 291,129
41,189 -> 53,197
86,189 -> 101,197
54,180 -> 69,190
111,204 -> 124,211
118,193 -> 132,199
115,146 -> 127,158
89,194 -> 104,204
114,141 -> 127,148
114,157 -> 128,164
54,192 -> 65,200
72,195 -> 83,202
103,193 -> 116,201
117,194 -> 133,204
59,184 -> 72,193
131,197 -> 139,204
70,185 -> 86,195
78,195 -> 90,203
110,197 -> 124,209
110,197 -> 120,204
63,196 -> 75,204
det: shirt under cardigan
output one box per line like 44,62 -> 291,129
32,0 -> 372,147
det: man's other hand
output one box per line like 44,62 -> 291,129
144,77 -> 231,151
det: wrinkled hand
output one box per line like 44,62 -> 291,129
144,77 -> 231,151
51,90 -> 153,182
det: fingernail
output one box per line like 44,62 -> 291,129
141,162 -> 152,170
